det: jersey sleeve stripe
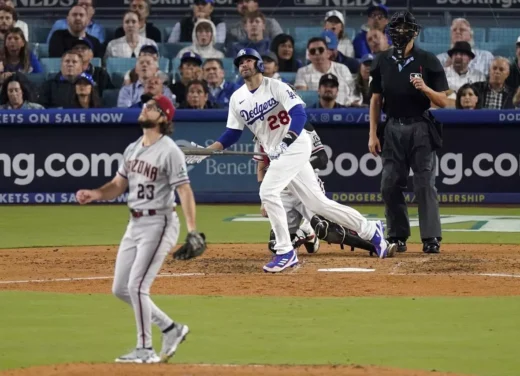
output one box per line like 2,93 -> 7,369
311,146 -> 325,153
117,171 -> 128,179
253,156 -> 263,161
171,178 -> 190,188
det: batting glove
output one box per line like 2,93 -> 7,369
267,131 -> 298,160
185,141 -> 209,165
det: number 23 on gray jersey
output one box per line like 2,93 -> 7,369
117,136 -> 189,210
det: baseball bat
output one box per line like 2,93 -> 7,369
180,147 -> 267,157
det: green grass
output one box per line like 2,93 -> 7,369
1,204 -> 520,248
0,292 -> 518,376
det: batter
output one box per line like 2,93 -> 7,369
200,48 -> 396,273
76,95 -> 205,363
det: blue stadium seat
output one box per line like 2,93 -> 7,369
102,88 -> 120,108
296,90 -> 318,107
110,72 -> 125,89
29,43 -> 48,58
159,42 -> 191,59
31,26 -> 52,43
416,42 -> 449,56
344,27 -> 356,40
294,40 -> 308,62
294,26 -> 325,44
480,42 -> 514,58
27,73 -> 46,88
106,57 -> 136,75
421,27 -> 449,44
164,27 -> 173,42
488,28 -> 520,44
159,57 -> 170,72
40,57 -> 61,74
91,57 -> 101,68
279,72 -> 296,84
473,28 -> 486,44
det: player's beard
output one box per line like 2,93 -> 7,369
139,119 -> 157,129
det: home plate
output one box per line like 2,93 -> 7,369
318,268 -> 375,273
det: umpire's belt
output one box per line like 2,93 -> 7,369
130,208 -> 175,218
390,116 -> 425,125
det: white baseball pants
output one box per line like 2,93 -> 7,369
260,132 -> 376,254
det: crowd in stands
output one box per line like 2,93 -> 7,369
1,0 -> 520,111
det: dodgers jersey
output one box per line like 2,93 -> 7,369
117,135 -> 189,210
226,77 -> 305,150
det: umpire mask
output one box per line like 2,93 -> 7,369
387,11 -> 419,62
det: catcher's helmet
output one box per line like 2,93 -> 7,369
387,11 -> 420,49
234,48 -> 265,73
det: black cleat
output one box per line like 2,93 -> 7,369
423,238 -> 440,254
387,238 -> 407,253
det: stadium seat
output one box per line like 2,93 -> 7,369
91,57 -> 101,68
416,42 -> 449,56
279,72 -> 296,84
26,73 -> 46,88
488,27 -> 520,44
296,90 -> 318,107
110,72 -> 125,88
421,27 -> 449,44
31,26 -> 52,43
344,27 -> 356,40
106,57 -> 136,75
102,88 -> 120,107
480,42 -> 514,58
159,42 -> 191,59
294,26 -> 325,44
40,57 -> 61,74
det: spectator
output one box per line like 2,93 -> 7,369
366,29 -> 389,54
230,11 -> 270,57
353,4 -> 391,58
437,18 -> 494,76
228,0 -> 282,42
472,58 -> 514,109
117,54 -> 172,108
0,5 -> 15,50
47,0 -> 105,44
68,72 -> 101,108
323,10 -> 354,58
506,36 -> 520,90
39,51 -> 82,108
170,51 -> 203,106
1,28 -> 42,76
114,0 -> 161,43
48,5 -> 103,58
322,29 -> 359,74
176,19 -> 224,59
295,37 -> 356,106
105,11 -> 157,59
455,83 -> 482,110
168,0 -> 225,44
0,0 -> 28,41
445,41 -> 485,94
124,45 -> 168,86
179,79 -> 219,109
71,38 -> 112,95
0,73 -> 43,109
270,34 -> 302,73
202,58 -> 237,107
310,74 -> 345,109
130,76 -> 164,108
351,53 -> 373,107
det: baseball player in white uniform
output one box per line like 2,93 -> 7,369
196,48 -> 396,273
76,95 -> 206,364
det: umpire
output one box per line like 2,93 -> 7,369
368,11 -> 449,254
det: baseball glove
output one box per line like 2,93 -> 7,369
172,231 -> 207,260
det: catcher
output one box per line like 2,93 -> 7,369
255,121 -> 376,256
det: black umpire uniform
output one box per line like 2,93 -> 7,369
369,11 -> 449,254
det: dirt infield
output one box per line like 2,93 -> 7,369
1,242 -> 519,376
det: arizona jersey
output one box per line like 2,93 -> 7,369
117,136 -> 189,210
226,77 -> 305,151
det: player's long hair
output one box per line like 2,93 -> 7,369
159,119 -> 173,135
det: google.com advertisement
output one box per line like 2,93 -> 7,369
1,119 -> 519,204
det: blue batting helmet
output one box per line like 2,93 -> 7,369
234,48 -> 265,73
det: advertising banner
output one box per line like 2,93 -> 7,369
1,109 -> 520,204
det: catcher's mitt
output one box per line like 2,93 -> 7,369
173,231 -> 207,260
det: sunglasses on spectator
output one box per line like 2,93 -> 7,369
309,47 -> 325,55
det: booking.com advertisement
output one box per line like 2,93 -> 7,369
1,109 -> 520,204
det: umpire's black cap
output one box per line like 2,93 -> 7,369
319,73 -> 339,87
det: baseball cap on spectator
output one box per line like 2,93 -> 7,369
367,4 -> 389,17
319,73 -> 339,87
360,53 -> 374,64
180,51 -> 203,66
71,37 -> 93,50
74,72 -> 95,86
261,51 -> 278,65
447,41 -> 475,59
140,44 -> 159,55
324,10 -> 345,25
154,95 -> 176,122
321,30 -> 339,50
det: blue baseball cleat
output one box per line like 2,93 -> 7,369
263,249 -> 299,273
370,221 -> 396,259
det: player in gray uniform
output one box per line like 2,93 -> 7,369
76,95 -> 206,364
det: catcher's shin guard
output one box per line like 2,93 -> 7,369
268,229 -> 316,254
311,215 -> 376,254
